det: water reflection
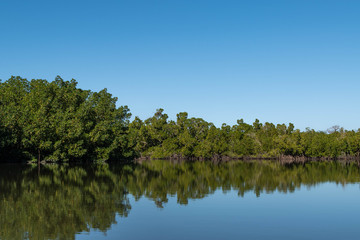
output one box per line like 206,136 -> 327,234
0,160 -> 359,239
0,164 -> 131,240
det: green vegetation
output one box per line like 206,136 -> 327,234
1,160 -> 359,239
0,76 -> 131,162
130,110 -> 360,160
1,76 -> 360,162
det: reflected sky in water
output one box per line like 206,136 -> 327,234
78,183 -> 360,240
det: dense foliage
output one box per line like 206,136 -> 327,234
1,160 -> 359,239
1,76 -> 360,162
0,76 -> 131,162
129,109 -> 360,160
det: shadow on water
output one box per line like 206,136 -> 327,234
0,160 -> 360,239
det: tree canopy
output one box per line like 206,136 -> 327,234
1,76 -> 360,162
0,76 -> 131,162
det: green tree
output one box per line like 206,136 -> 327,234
0,76 -> 132,162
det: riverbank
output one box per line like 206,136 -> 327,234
136,154 -> 360,164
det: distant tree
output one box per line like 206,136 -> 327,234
327,125 -> 340,134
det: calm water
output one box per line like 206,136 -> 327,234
1,160 -> 360,240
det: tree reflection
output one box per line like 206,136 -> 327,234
0,164 -> 131,240
128,160 -> 360,203
0,160 -> 360,239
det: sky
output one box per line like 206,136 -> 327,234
1,0 -> 359,131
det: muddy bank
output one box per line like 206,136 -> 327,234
136,154 -> 360,164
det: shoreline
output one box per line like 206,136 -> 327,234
135,155 -> 360,164
0,155 -> 358,165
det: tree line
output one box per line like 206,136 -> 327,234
1,76 -> 360,162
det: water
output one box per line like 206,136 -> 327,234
1,160 -> 360,239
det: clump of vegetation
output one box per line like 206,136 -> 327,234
1,76 -> 360,163
0,76 -> 131,163
129,109 -> 360,160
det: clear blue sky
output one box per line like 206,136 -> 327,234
1,0 -> 359,131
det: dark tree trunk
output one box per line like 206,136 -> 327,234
38,149 -> 40,165
38,149 -> 41,176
